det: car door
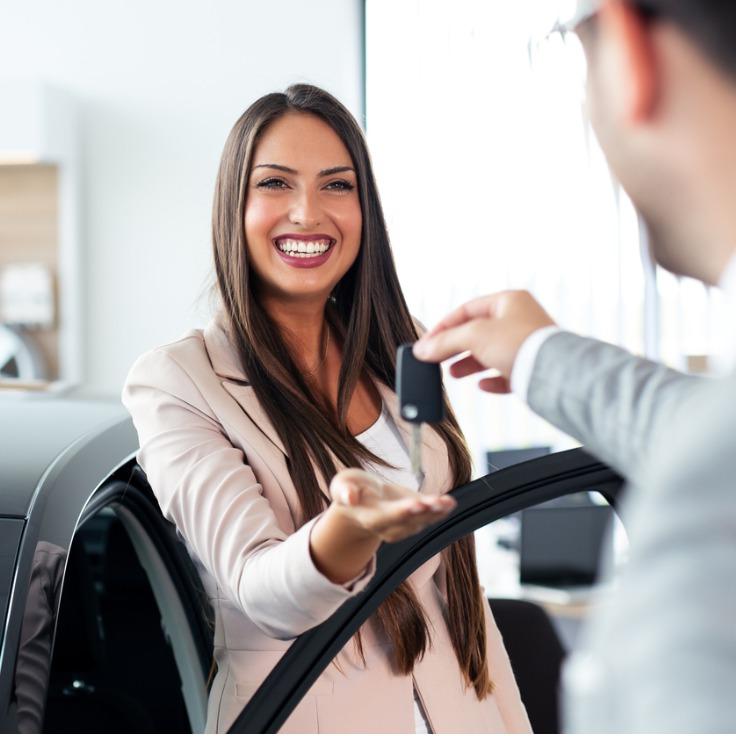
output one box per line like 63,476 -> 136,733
228,447 -> 624,734
38,468 -> 213,733
0,407 -> 213,734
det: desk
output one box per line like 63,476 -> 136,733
475,526 -> 616,651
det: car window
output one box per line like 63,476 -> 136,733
228,447 -> 625,734
39,500 -> 209,734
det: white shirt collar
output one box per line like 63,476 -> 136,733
712,252 -> 736,374
718,252 -> 736,298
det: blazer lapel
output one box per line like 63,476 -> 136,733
204,316 -> 450,501
220,383 -> 288,456
203,316 -> 288,457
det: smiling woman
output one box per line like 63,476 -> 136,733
122,84 -> 531,734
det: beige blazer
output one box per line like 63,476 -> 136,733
122,317 -> 532,734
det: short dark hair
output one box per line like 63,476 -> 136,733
638,0 -> 736,78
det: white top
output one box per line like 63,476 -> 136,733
355,406 -> 420,492
355,406 -> 431,734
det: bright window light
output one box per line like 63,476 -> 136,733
366,0 -> 727,475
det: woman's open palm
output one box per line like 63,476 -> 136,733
330,468 -> 456,543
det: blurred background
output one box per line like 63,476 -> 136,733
4,4 -> 722,724
0,0 -> 363,398
1,0 -> 726,474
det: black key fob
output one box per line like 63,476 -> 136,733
396,343 -> 445,424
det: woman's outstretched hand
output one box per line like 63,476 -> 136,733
310,469 -> 456,585
330,468 -> 456,543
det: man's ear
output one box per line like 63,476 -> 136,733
598,0 -> 658,124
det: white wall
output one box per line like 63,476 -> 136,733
0,0 -> 364,395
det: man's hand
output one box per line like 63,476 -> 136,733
413,290 -> 556,393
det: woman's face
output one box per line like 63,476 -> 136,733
244,112 -> 362,304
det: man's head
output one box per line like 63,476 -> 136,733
574,0 -> 736,284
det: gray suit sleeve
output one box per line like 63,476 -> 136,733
566,375 -> 736,732
526,331 -> 699,477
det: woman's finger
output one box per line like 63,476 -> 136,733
397,496 -> 456,526
382,504 -> 455,541
330,468 -> 382,504
348,484 -> 364,506
331,479 -> 357,505
425,495 -> 456,513
370,498 -> 433,531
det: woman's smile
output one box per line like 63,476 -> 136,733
273,233 -> 337,269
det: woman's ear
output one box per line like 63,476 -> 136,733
597,0 -> 659,125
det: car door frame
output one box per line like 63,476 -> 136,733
229,447 -> 624,734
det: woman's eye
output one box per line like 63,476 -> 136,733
325,180 -> 355,192
256,178 -> 288,190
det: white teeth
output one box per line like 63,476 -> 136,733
276,238 -> 332,256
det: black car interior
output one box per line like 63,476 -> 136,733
42,513 -> 191,733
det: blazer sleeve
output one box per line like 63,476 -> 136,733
482,597 -> 532,734
121,347 -> 375,640
526,331 -> 701,478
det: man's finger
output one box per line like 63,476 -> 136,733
449,354 -> 487,378
478,375 -> 511,394
413,318 -> 490,364
418,294 -> 502,340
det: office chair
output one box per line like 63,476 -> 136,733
489,598 -> 566,734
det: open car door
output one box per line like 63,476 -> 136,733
229,447 -> 624,733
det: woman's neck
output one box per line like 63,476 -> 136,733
262,293 -> 331,370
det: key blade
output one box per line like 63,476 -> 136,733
411,424 -> 425,489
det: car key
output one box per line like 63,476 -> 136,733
396,343 -> 445,489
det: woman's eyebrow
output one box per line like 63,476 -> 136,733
318,166 -> 355,177
252,163 -> 355,177
253,163 -> 297,174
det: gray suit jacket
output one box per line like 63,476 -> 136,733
527,331 -> 736,732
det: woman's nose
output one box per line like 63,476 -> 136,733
288,188 -> 322,229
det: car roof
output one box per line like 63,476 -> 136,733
0,397 -> 129,518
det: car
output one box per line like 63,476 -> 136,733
0,398 -> 623,733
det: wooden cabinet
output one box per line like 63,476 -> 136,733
0,164 -> 60,380
0,83 -> 80,390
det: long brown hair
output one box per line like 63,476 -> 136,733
212,83 -> 492,698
